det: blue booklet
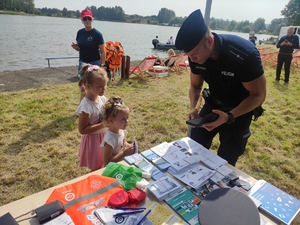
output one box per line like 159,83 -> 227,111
141,149 -> 160,161
152,157 -> 170,171
249,179 -> 300,225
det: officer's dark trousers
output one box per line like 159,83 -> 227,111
190,104 -> 252,166
276,53 -> 292,82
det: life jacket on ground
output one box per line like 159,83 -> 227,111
105,41 -> 124,71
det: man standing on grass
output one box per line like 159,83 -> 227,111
275,26 -> 299,84
175,9 -> 266,166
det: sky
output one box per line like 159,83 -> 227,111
34,0 -> 288,24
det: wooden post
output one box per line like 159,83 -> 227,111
125,55 -> 130,79
121,56 -> 126,79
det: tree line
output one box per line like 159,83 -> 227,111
1,0 -> 299,36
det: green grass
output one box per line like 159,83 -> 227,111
1,55 -> 300,223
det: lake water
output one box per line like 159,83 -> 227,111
0,14 -> 276,72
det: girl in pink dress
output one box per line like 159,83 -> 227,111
75,64 -> 108,171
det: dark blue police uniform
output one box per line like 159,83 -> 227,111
175,9 -> 265,166
189,33 -> 264,166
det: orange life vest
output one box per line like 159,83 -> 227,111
105,41 -> 124,70
46,175 -> 123,225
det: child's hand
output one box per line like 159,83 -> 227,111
123,144 -> 135,156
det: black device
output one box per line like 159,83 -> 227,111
186,113 -> 219,127
0,212 -> 19,225
35,200 -> 65,224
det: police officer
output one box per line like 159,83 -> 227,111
175,9 -> 266,166
276,26 -> 299,84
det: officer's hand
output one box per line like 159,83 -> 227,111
187,108 -> 199,120
201,109 -> 229,131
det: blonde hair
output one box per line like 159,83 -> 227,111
103,96 -> 129,120
79,63 -> 108,85
167,48 -> 176,57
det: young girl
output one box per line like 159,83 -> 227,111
100,96 -> 135,166
75,64 -> 108,171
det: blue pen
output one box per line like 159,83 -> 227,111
113,209 -> 145,217
119,207 -> 146,210
135,209 -> 152,225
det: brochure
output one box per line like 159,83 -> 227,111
146,202 -> 189,225
152,157 -> 170,171
124,153 -> 144,165
147,176 -> 182,201
165,187 -> 201,225
249,179 -> 300,225
168,163 -> 215,189
134,158 -> 166,180
141,149 -> 160,162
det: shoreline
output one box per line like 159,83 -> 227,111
0,61 -> 140,92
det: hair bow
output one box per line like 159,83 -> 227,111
87,64 -> 100,71
113,97 -> 124,106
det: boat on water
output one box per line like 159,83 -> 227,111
154,43 -> 177,51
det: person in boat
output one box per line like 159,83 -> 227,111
167,36 -> 174,44
152,36 -> 160,48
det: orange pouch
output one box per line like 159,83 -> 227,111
46,175 -> 123,225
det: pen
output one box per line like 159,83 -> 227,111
135,209 -> 152,225
119,207 -> 146,210
113,209 -> 145,217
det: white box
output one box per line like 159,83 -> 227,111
148,66 -> 169,78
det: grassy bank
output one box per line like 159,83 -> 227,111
0,55 -> 300,223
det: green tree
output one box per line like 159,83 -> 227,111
209,18 -> 217,29
62,7 -> 68,17
281,0 -> 300,25
242,25 -> 251,33
157,8 -> 175,24
252,18 -> 266,33
227,20 -> 237,31
268,18 -> 286,35
235,20 -> 250,32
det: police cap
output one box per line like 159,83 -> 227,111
175,9 -> 208,52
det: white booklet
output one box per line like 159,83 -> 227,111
150,141 -> 173,157
42,213 -> 74,225
147,176 -> 182,201
168,163 -> 216,189
167,156 -> 199,173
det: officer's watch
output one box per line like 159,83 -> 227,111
226,112 -> 235,125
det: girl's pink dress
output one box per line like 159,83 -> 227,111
75,95 -> 108,171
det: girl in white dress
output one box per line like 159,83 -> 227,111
100,96 -> 135,166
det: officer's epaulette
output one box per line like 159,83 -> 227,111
227,45 -> 249,65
